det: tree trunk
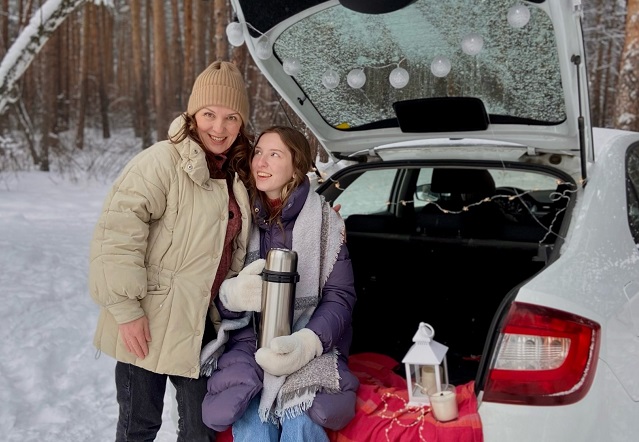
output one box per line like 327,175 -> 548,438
214,0 -> 228,59
56,19 -> 71,132
130,0 -> 152,147
15,99 -> 39,165
152,0 -> 168,141
75,2 -> 92,150
588,0 -> 606,127
614,0 -> 639,131
193,0 -> 207,74
1,0 -> 8,55
40,31 -> 61,171
169,0 -> 183,114
97,4 -> 111,139
182,0 -> 194,104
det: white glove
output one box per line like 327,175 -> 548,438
218,259 -> 265,312
255,328 -> 323,376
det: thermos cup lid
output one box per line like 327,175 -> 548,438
263,248 -> 299,283
265,248 -> 298,272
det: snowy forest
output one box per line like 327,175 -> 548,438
0,0 -> 637,174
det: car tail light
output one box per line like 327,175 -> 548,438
482,302 -> 600,406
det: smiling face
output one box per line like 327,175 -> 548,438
251,132 -> 295,200
194,105 -> 243,155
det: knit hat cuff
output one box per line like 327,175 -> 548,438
188,85 -> 249,124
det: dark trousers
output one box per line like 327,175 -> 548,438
115,362 -> 215,442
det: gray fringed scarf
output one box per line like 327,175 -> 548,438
256,188 -> 345,424
198,187 -> 345,423
200,312 -> 251,377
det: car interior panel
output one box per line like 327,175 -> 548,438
342,166 -> 565,385
416,168 -> 507,239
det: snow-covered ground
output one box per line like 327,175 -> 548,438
0,170 -> 178,441
0,140 -> 341,441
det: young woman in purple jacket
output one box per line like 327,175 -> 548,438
201,126 -> 359,441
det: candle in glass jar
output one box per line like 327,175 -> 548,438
428,385 -> 458,422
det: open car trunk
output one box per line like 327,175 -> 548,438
317,161 -> 574,387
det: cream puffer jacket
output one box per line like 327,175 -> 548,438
89,116 -> 251,378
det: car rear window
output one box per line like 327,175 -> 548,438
271,0 -> 565,129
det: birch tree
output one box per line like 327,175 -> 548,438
0,0 -> 87,115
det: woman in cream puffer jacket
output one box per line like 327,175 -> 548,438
90,60 -> 253,441
89,116 -> 251,377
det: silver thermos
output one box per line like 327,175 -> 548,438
257,248 -> 299,348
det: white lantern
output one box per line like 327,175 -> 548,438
507,4 -> 531,29
402,322 -> 449,406
389,67 -> 409,89
283,57 -> 302,76
347,68 -> 366,89
431,56 -> 451,78
461,33 -> 484,56
255,36 -> 273,60
321,69 -> 340,90
225,22 -> 244,47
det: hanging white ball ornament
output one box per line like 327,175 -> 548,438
507,4 -> 531,29
225,22 -> 244,47
461,33 -> 484,56
389,67 -> 409,89
431,56 -> 451,78
255,37 -> 273,60
283,58 -> 301,76
322,69 -> 340,89
347,69 -> 366,89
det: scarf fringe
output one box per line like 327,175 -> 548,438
259,407 -> 280,426
279,399 -> 314,421
199,313 -> 251,377
278,385 -> 320,406
199,356 -> 218,377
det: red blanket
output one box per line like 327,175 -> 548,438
218,352 -> 483,442
327,352 -> 483,442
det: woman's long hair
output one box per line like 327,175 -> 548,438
250,126 -> 313,224
169,113 -> 253,184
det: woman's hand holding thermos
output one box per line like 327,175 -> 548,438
218,259 -> 266,312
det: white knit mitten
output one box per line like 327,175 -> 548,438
255,328 -> 323,376
218,259 -> 265,312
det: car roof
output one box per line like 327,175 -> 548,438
230,0 -> 593,178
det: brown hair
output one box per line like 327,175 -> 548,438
169,113 -> 252,183
250,126 -> 313,224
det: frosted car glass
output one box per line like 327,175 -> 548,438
334,169 -> 396,218
273,0 -> 564,129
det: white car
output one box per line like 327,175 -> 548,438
228,0 -> 639,440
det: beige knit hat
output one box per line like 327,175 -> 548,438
187,61 -> 250,124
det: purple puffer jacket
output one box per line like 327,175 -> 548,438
202,178 -> 359,432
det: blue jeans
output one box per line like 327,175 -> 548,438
232,396 -> 328,442
115,362 -> 215,442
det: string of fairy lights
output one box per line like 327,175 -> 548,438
229,2 -> 574,245
378,391 -> 432,442
226,3 -> 534,90
313,165 -> 580,243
